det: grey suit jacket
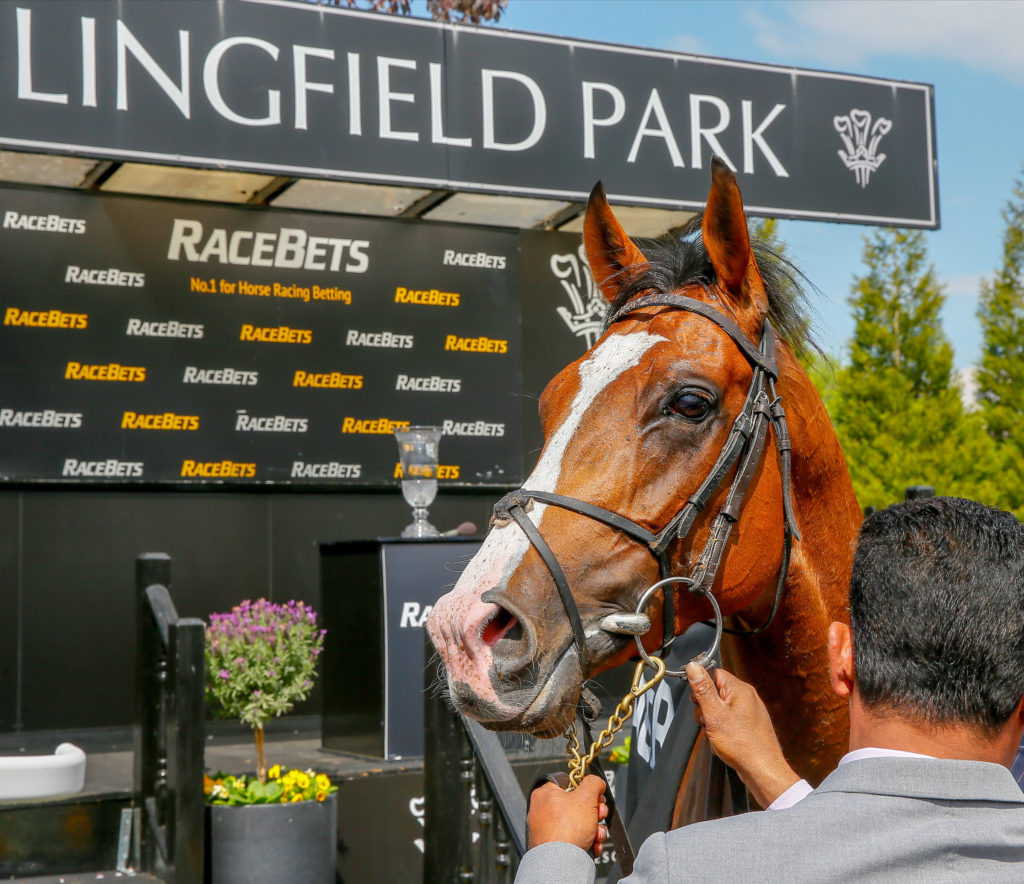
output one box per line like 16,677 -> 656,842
515,757 -> 1024,883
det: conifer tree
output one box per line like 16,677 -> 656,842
975,171 -> 1024,515
832,228 -> 1001,510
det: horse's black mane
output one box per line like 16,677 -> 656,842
607,211 -> 818,354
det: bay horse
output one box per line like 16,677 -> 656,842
427,158 -> 862,820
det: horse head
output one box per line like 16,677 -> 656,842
429,159 -> 818,738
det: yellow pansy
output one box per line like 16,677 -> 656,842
316,791 -> 327,802
315,774 -> 330,791
295,772 -> 310,789
290,793 -> 304,802
268,764 -> 281,780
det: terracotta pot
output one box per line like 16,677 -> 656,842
206,792 -> 337,884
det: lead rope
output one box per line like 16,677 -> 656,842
564,657 -> 668,790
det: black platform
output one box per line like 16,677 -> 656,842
0,717 -> 575,883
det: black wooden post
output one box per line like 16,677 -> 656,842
135,553 -> 170,877
424,634 -> 476,884
168,616 -> 206,883
474,762 -> 495,884
134,552 -> 205,884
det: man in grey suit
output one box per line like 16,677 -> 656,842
519,497 -> 1024,882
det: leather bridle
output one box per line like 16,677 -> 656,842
491,292 -> 802,679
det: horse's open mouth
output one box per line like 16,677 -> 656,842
449,641 -> 582,737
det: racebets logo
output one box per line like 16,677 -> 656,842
240,324 -> 312,344
341,417 -> 409,434
4,307 -> 87,329
66,362 -> 145,382
443,334 -> 508,354
394,463 -> 460,479
394,286 -> 460,307
122,412 -> 199,431
293,371 -> 363,389
181,460 -> 256,478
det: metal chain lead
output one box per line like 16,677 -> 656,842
565,724 -> 583,775
564,656 -> 667,790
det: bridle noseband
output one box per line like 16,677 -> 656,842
490,293 -> 801,678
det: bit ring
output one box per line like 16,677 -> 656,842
632,576 -> 723,678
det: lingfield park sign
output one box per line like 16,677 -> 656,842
0,0 -> 938,227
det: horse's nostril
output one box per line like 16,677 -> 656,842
481,606 -> 519,647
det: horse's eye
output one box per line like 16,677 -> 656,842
667,392 -> 712,421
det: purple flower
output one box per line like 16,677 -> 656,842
219,669 -> 230,679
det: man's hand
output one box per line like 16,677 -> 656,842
687,662 -> 800,808
526,775 -> 609,855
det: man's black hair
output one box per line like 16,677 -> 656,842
851,496 -> 1024,732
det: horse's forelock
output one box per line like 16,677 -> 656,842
602,214 -> 818,357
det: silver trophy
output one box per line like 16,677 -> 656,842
394,426 -> 442,538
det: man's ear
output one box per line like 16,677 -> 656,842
827,621 -> 855,699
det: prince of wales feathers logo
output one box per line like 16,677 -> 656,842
834,109 -> 893,188
551,245 -> 606,348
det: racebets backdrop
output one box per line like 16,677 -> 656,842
0,185 -> 591,487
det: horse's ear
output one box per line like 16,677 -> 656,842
702,157 -> 767,318
584,181 -> 648,304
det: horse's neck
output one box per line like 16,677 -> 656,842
725,348 -> 861,784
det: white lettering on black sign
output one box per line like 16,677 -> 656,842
182,366 -> 258,386
346,328 -> 414,349
127,318 -> 204,339
395,374 -> 461,393
442,249 -> 507,269
0,408 -> 82,428
65,265 -> 145,286
62,458 -> 143,478
290,461 -> 362,479
3,210 -> 86,234
399,602 -> 433,628
167,219 -> 369,273
235,411 -> 308,433
442,419 -> 504,437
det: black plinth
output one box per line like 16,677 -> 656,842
319,538 -> 480,759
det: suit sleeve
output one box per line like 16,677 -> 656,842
514,843 -> 597,884
621,831 -> 672,883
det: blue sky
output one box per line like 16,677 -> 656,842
478,0 -> 1024,369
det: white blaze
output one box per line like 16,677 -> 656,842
451,330 -> 666,597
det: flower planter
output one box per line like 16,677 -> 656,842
206,792 -> 337,884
